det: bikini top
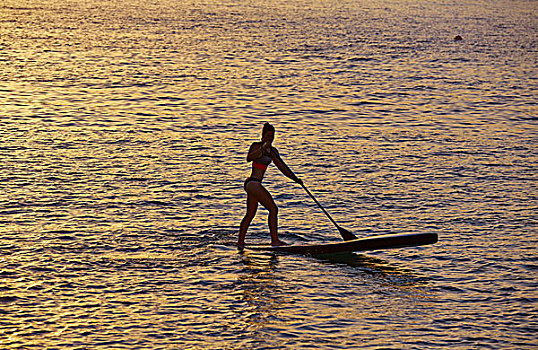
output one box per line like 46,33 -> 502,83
252,147 -> 276,171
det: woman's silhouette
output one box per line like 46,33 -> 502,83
238,123 -> 302,247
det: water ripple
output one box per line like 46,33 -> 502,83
1,0 -> 537,348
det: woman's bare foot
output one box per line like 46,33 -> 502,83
271,240 -> 289,247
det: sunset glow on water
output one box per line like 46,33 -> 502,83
1,0 -> 536,348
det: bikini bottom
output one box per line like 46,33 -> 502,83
243,177 -> 262,191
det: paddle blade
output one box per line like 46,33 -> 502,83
338,226 -> 358,241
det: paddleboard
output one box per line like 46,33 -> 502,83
245,232 -> 438,255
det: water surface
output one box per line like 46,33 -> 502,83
1,0 -> 537,348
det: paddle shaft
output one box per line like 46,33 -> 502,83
278,156 -> 357,240
300,183 -> 340,228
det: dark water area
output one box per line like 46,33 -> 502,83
1,0 -> 537,348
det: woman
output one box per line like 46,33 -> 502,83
238,123 -> 302,247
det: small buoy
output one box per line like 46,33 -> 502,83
454,35 -> 463,41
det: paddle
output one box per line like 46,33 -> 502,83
274,150 -> 357,241
299,182 -> 358,241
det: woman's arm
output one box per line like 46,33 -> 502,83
246,142 -> 264,162
271,148 -> 302,184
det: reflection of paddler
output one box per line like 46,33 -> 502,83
238,123 -> 302,248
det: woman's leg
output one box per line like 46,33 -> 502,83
245,182 -> 286,246
238,192 -> 258,247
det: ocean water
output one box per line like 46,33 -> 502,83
1,0 -> 537,348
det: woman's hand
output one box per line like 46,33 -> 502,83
261,141 -> 271,154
